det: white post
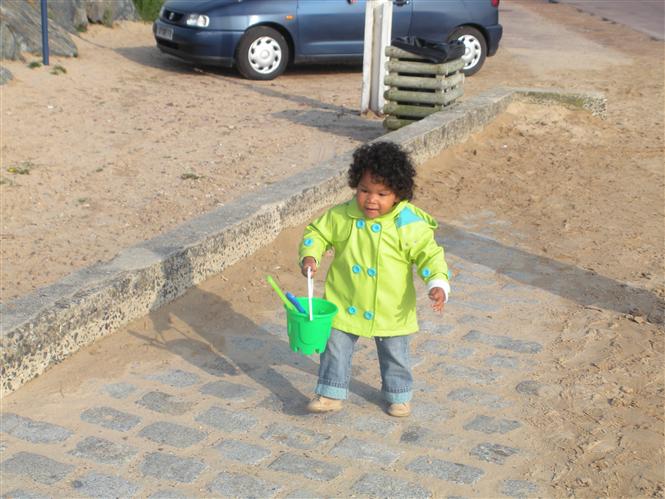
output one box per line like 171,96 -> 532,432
361,0 -> 393,115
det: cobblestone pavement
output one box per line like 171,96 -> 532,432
1,216 -> 575,498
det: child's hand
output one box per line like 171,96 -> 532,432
428,287 -> 445,313
301,256 -> 318,277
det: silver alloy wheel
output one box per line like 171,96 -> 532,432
457,33 -> 482,70
248,36 -> 283,75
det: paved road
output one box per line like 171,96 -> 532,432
550,0 -> 664,40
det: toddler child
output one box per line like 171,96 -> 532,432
299,141 -> 450,417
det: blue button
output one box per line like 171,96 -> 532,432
422,267 -> 431,278
352,264 -> 361,274
367,268 -> 377,277
356,220 -> 366,229
371,223 -> 381,233
348,306 -> 357,315
364,311 -> 374,320
303,238 -> 313,247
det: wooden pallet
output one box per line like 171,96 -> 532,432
383,46 -> 465,130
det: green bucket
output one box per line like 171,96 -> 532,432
285,297 -> 338,355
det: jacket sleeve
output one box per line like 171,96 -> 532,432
402,216 -> 450,302
299,209 -> 335,265
409,229 -> 449,285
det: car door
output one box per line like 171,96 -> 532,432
296,0 -> 413,57
409,0 -> 469,41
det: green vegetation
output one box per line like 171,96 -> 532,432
50,65 -> 67,75
102,7 -> 114,27
7,162 -> 34,175
76,23 -> 88,33
28,61 -> 42,69
133,0 -> 165,21
180,172 -> 202,181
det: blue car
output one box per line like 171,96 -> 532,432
153,0 -> 502,80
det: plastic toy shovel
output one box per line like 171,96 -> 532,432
307,267 -> 314,321
266,275 -> 295,311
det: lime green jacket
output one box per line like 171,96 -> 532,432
299,198 -> 449,337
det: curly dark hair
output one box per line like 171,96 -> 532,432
348,141 -> 416,200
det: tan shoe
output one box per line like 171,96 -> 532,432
307,395 -> 343,413
387,402 -> 411,417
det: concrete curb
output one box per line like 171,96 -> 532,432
0,86 -> 606,396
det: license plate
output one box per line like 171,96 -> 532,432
156,26 -> 174,41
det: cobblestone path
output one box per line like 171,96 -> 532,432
1,217 -> 574,498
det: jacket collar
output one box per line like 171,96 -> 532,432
346,197 -> 409,224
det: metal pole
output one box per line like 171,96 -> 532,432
40,0 -> 49,65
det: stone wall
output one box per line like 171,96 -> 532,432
0,0 -> 138,60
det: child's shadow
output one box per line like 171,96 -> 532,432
128,272 -> 381,416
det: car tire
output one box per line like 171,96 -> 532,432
236,26 -> 289,80
447,26 -> 487,76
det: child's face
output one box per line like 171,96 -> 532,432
356,170 -> 399,219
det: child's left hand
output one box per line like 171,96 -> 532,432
428,287 -> 445,313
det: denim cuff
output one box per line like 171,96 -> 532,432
382,389 -> 412,404
315,383 -> 348,400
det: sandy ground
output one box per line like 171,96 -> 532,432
0,0 -> 663,496
1,1 -> 662,302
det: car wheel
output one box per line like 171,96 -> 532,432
236,26 -> 289,80
448,26 -> 487,76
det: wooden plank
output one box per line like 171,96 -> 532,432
383,102 -> 445,118
384,86 -> 464,105
385,45 -> 430,61
386,58 -> 465,75
383,116 -> 418,130
384,72 -> 464,90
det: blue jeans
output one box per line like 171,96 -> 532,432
315,328 -> 413,404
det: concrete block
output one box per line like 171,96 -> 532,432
207,472 -> 281,498
463,415 -> 521,434
103,382 -> 136,399
146,369 -> 200,388
434,363 -> 501,385
215,440 -> 271,464
140,452 -> 206,483
268,452 -> 342,482
463,330 -> 542,354
199,380 -> 257,401
138,421 -> 207,448
261,423 -> 330,450
400,425 -> 463,451
1,413 -> 72,443
80,406 -> 141,432
1,452 -> 74,485
71,473 -> 139,498
136,391 -> 194,415
196,406 -> 258,433
447,387 -> 511,409
499,479 -> 539,498
406,456 -> 484,485
324,410 -> 400,435
1,490 -> 49,499
329,436 -> 400,465
469,442 -> 520,464
148,491 -> 188,499
352,473 -> 431,498
68,436 -> 137,465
